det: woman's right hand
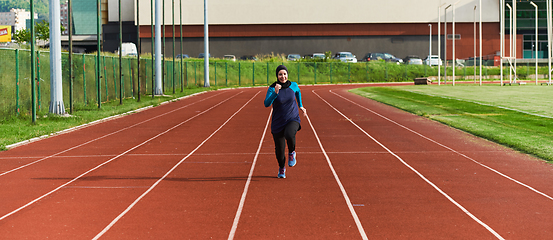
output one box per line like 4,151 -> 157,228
274,84 -> 281,94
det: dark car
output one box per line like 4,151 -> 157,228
176,54 -> 189,59
362,52 -> 403,64
240,55 -> 258,61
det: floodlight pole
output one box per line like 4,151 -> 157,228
137,0 -> 141,101
531,1 -> 538,85
500,1 -> 504,85
49,0 -> 65,115
204,0 -> 210,87
453,0 -> 461,86
444,4 -> 451,84
119,0 -> 122,104
507,4 -> 512,83
474,5 -> 477,84
513,0 -> 517,82
154,0 -> 163,95
428,24 -> 432,61
545,0 -> 552,85
438,3 -> 447,86
479,0 -> 482,86
69,0 -> 73,113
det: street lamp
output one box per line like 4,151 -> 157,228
474,5 -> 477,83
444,4 -> 452,84
507,3 -> 513,83
438,3 -> 447,85
453,0 -> 461,86
428,24 -> 432,61
530,1 -> 538,85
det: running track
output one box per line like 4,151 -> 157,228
1,84 -> 553,239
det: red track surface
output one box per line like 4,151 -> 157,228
1,84 -> 553,239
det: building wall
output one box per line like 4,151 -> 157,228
138,22 -> 514,60
134,0 -> 499,25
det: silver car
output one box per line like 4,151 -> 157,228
333,52 -> 357,63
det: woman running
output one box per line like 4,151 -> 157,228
264,65 -> 307,178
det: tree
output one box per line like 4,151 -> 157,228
12,20 -> 65,44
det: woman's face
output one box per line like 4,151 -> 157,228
277,70 -> 288,83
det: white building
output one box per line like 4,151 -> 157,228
0,9 -> 38,33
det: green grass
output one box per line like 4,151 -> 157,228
0,86 -> 213,150
350,85 -> 553,163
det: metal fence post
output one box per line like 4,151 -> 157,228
297,63 -> 300,84
103,56 -> 108,101
225,62 -> 228,86
314,62 -> 317,84
83,54 -> 87,105
330,62 -> 333,83
112,57 -> 117,99
214,62 -> 217,86
36,51 -> 41,111
252,62 -> 255,86
15,49 -> 19,115
239,62 -> 241,86
348,62 -> 351,82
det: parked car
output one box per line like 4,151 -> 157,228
176,54 -> 189,59
117,42 -> 137,57
304,53 -> 325,60
403,55 -> 423,65
223,55 -> 236,61
333,52 -> 357,63
424,55 -> 442,66
240,55 -> 258,61
362,52 -> 403,64
198,53 -> 211,58
287,54 -> 302,61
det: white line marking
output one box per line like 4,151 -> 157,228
332,90 -> 553,202
0,92 -> 227,177
93,91 -> 261,239
228,109 -> 272,240
313,90 -> 505,240
305,111 -> 369,240
0,91 -> 243,222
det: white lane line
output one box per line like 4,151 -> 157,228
313,90 -> 505,240
227,109 -> 272,240
0,91 -> 227,178
93,91 -> 261,240
0,91 -> 243,222
305,111 -> 369,240
331,90 -> 553,202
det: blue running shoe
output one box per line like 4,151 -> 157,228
288,151 -> 296,167
277,167 -> 286,178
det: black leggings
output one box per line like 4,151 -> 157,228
272,121 -> 300,168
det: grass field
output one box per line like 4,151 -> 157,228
350,84 -> 553,163
0,87 -> 213,151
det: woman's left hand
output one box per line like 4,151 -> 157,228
300,107 -> 307,117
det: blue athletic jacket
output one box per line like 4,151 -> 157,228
264,81 -> 303,133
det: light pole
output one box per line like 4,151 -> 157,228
531,1 -> 538,85
453,0 -> 461,86
204,0 -> 210,87
513,0 -> 517,82
428,24 -> 432,61
500,0 -> 504,85
445,5 -> 448,76
507,3 -> 512,83
479,0 -> 482,85
545,0 -> 551,85
474,5 -> 477,83
438,3 -> 447,85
